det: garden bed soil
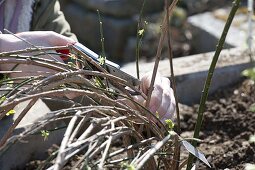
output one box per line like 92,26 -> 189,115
180,79 -> 255,169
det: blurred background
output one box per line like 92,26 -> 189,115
59,0 -> 251,65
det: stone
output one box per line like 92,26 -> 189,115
72,0 -> 164,17
0,98 -> 72,170
121,47 -> 253,104
187,8 -> 255,54
179,0 -> 231,15
62,3 -> 137,63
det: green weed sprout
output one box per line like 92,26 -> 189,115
41,130 -> 50,141
98,55 -> 106,65
138,29 -> 145,36
165,119 -> 175,131
0,96 -> 6,104
6,109 -> 15,116
242,67 -> 255,81
121,162 -> 135,170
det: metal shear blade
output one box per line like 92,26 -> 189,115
73,42 -> 140,87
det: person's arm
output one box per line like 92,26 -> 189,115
31,0 -> 77,41
0,31 -> 75,53
0,31 -> 76,78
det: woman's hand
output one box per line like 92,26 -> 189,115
134,72 -> 176,123
0,31 -> 76,77
121,72 -> 176,123
0,31 -> 75,52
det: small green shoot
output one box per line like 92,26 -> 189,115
68,62 -> 77,68
6,109 -> 15,116
155,111 -> 159,119
97,10 -> 106,68
0,96 -> 6,104
138,29 -> 145,36
121,162 -> 135,170
241,67 -> 255,80
98,55 -> 106,65
94,77 -> 106,89
136,20 -> 148,80
67,54 -> 78,65
94,77 -> 102,87
165,119 -> 175,130
69,54 -> 76,60
41,130 -> 50,141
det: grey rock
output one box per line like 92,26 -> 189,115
187,10 -> 253,53
121,47 -> 253,104
63,3 -> 137,63
72,0 -> 164,17
180,0 -> 231,14
0,99 -> 66,170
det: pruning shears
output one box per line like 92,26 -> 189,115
57,42 -> 140,87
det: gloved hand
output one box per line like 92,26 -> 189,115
0,31 -> 75,52
0,31 -> 76,77
134,72 -> 176,123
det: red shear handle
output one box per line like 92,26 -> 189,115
56,49 -> 70,62
56,42 -> 75,62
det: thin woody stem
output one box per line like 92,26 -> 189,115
145,0 -> 178,108
186,0 -> 241,169
0,46 -> 68,57
164,0 -> 181,169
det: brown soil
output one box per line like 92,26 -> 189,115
180,79 -> 255,169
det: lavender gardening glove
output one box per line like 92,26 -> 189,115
0,31 -> 76,78
134,72 -> 176,123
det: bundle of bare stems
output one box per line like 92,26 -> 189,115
0,36 -> 183,170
